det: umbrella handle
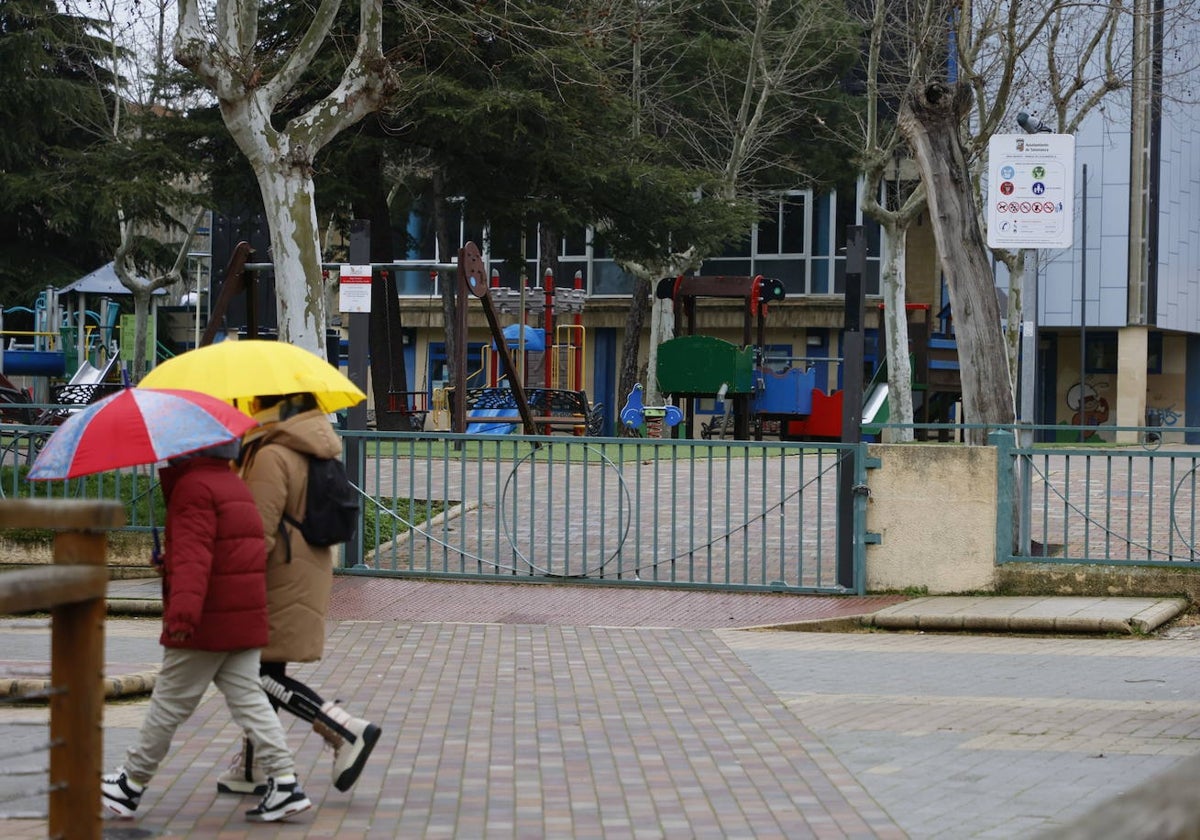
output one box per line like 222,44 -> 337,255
151,482 -> 162,566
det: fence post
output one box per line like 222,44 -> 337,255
989,429 -> 1015,566
1015,422 -> 1034,557
0,499 -> 124,840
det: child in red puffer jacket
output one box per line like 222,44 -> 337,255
100,441 -> 312,824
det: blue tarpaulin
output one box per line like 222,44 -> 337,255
496,324 -> 545,352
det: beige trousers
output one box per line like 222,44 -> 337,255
123,647 -> 295,786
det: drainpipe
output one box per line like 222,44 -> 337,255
1127,0 -> 1152,326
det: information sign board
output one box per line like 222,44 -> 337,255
338,264 -> 372,313
986,133 -> 1075,249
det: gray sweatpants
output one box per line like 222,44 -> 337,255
123,647 -> 295,786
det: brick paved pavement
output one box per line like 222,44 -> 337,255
1,581 -> 1198,838
0,616 -> 904,839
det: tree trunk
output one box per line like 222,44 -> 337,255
112,255 -> 172,383
250,165 -> 328,357
1004,249 -> 1030,391
617,275 -> 652,435
879,222 -> 914,443
644,295 -> 674,406
898,82 -> 1014,444
127,290 -> 153,382
538,224 -> 561,389
538,224 -> 561,297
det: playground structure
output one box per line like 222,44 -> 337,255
176,237 -> 599,436
654,273 -> 804,441
653,276 -> 963,442
619,383 -> 683,438
451,242 -> 600,436
0,287 -> 124,412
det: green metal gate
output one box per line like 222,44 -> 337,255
341,430 -> 867,594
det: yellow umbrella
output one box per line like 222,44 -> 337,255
139,340 -> 366,414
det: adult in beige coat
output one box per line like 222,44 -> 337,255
216,392 -> 380,797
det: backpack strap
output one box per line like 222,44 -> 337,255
278,464 -> 307,562
277,519 -> 294,564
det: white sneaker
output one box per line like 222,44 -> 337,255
245,776 -> 312,822
100,767 -> 143,818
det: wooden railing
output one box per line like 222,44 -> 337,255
0,500 -> 125,840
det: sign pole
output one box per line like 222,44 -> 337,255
343,221 -> 371,568
837,227 -> 865,591
1079,164 -> 1088,443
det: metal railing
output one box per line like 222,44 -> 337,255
11,414 -> 1200,576
0,421 -> 161,533
345,430 -> 862,593
2,419 -> 863,593
993,426 -> 1200,566
0,499 -> 125,840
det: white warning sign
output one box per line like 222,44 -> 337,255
987,133 -> 1075,249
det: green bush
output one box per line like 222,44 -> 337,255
362,497 -> 447,548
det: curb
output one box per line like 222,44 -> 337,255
1129,599 -> 1189,633
864,596 -> 1190,635
107,598 -> 163,616
0,668 -> 158,701
738,616 -> 871,633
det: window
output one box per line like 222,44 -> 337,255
399,181 -> 883,300
756,194 -> 807,256
1084,332 -> 1117,374
562,228 -> 588,257
1147,331 -> 1163,374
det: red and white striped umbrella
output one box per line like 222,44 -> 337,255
27,388 -> 257,481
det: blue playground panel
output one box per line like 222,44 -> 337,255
466,408 -> 517,435
753,367 -> 816,415
1,350 -> 66,377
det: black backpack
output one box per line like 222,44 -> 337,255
281,456 -> 360,548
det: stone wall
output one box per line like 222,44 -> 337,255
865,443 -> 999,593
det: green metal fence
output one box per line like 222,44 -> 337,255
0,422 -> 162,530
0,422 -> 866,594
345,431 -> 865,593
994,426 -> 1200,566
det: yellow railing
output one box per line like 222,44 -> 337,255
0,330 -> 61,351
551,324 -> 586,392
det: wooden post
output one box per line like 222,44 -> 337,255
0,500 -> 125,840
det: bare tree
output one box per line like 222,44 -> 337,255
606,0 -> 858,411
851,0 -> 1198,443
854,0 -> 936,443
173,0 -> 396,356
62,0 -> 208,380
113,208 -> 206,380
956,0 -> 1131,391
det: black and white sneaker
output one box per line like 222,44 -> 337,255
100,767 -> 143,818
245,776 -> 312,822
